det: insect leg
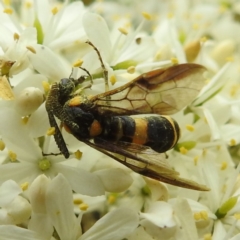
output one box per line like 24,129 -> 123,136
47,111 -> 70,158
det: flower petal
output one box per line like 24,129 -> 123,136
83,12 -> 112,60
46,174 -> 80,240
80,207 -> 139,240
0,225 -> 43,240
27,44 -> 70,81
140,201 -> 175,228
94,168 -> 133,192
55,164 -> 105,196
0,180 -> 22,206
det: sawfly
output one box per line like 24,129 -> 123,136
46,41 -> 209,191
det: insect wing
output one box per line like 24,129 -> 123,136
91,63 -> 206,116
84,138 -> 209,191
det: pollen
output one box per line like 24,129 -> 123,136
184,40 -> 201,62
3,8 -> 13,14
42,81 -> 50,93
118,27 -> 128,35
202,148 -> 207,157
26,46 -> 36,54
200,36 -> 208,43
73,59 -> 83,67
186,124 -> 195,132
25,2 -> 32,9
155,51 -> 162,61
51,7 -> 58,15
21,116 -> 29,124
8,150 -> 17,162
194,211 -> 208,221
3,0 -> 10,5
142,12 -> 152,20
193,212 -> 201,220
234,213 -> 240,220
110,75 -> 117,85
68,96 -> 82,106
13,33 -> 20,41
73,198 -> 83,205
193,156 -> 199,165
167,12 -> 173,19
200,211 -> 209,220
79,203 -> 88,211
229,138 -> 237,146
220,161 -> 227,170
108,194 -> 116,204
0,140 -> 5,151
74,150 -> 82,160
127,66 -> 135,74
21,182 -> 29,191
192,23 -> 199,30
230,85 -> 240,97
179,146 -> 188,154
46,127 -> 56,136
226,56 -> 234,62
171,58 -> 178,64
203,233 -> 212,240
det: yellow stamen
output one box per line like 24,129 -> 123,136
193,156 -> 199,165
167,12 -> 173,19
204,233 -> 212,240
202,148 -> 207,156
73,198 -> 83,205
79,203 -> 88,211
13,33 -> 20,41
226,56 -> 234,62
200,211 -> 209,220
9,150 -> 17,162
192,23 -> 199,30
42,81 -> 50,93
21,182 -> 29,191
21,116 -> 29,124
127,66 -> 135,74
179,146 -> 188,154
46,127 -> 55,136
110,75 -> 117,85
186,124 -> 194,132
118,27 -> 128,35
0,140 -> 5,151
3,8 -> 13,14
234,213 -> 240,220
73,59 -> 83,67
74,150 -> 82,160
26,46 -> 36,54
220,161 -> 227,170
108,195 -> 116,204
171,58 -> 178,64
200,36 -> 208,43
142,12 -> 152,20
25,2 -> 32,9
51,7 -> 58,15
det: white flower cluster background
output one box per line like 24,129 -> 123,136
0,0 -> 240,239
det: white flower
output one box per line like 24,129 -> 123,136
0,180 -> 31,225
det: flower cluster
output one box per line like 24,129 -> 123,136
0,0 -> 239,239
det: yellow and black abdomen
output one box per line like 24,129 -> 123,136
100,115 -> 180,153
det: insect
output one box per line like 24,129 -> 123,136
46,42 -> 209,191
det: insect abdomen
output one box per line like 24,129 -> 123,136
100,115 -> 180,152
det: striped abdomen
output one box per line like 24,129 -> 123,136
99,115 -> 180,153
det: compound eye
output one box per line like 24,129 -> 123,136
60,78 -> 71,86
59,78 -> 75,96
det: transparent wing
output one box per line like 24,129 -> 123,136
83,138 -> 209,191
91,63 -> 206,116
